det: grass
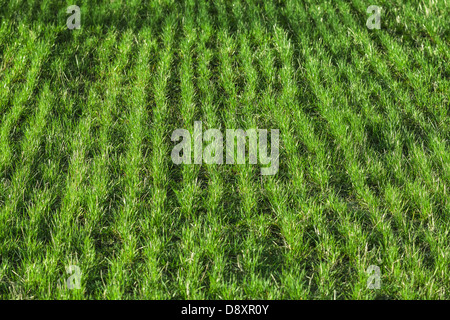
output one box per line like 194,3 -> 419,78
0,0 -> 448,299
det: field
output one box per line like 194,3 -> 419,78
0,0 -> 448,299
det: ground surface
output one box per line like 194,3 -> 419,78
0,0 -> 448,299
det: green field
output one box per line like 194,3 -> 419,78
0,0 -> 448,299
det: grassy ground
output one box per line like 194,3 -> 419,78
0,0 -> 448,299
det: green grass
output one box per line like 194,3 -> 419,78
0,0 -> 448,299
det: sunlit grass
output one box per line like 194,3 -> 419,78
0,0 -> 448,299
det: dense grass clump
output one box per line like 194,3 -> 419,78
0,0 -> 448,299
